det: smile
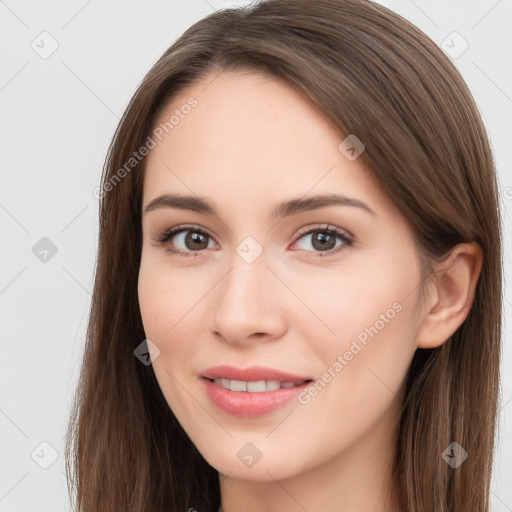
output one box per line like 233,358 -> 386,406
201,377 -> 313,418
208,378 -> 308,392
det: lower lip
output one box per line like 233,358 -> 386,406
201,378 -> 312,418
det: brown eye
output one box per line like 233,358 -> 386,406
181,231 -> 209,251
155,225 -> 217,257
309,231 -> 338,251
155,223 -> 353,259
291,224 -> 353,258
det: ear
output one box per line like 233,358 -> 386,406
416,242 -> 483,349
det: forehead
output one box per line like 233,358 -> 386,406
150,69 -> 345,159
142,70 -> 394,220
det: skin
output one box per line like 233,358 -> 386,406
138,69 -> 482,512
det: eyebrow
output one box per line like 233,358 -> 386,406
143,193 -> 376,218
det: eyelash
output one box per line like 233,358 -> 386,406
153,223 -> 353,259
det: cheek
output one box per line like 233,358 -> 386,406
137,265 -> 167,341
138,255 -> 187,339
304,252 -> 420,400
306,262 -> 416,348
137,258 -> 207,372
137,261 -> 201,412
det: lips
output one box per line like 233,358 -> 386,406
199,365 -> 314,418
201,364 -> 313,382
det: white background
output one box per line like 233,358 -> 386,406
0,0 -> 510,510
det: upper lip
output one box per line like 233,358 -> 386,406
201,365 -> 313,382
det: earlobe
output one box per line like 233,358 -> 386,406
416,242 -> 483,349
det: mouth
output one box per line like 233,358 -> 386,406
203,377 -> 313,392
200,373 -> 314,418
199,365 -> 315,418
200,364 -> 314,383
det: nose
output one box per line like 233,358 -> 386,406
209,249 -> 287,347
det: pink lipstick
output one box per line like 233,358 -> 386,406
200,365 -> 314,418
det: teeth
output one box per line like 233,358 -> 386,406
247,380 -> 267,392
212,378 -> 305,392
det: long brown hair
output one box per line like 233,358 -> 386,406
65,1 -> 503,510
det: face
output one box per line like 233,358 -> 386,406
138,69 -> 424,481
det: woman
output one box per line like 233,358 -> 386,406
65,0 -> 503,511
